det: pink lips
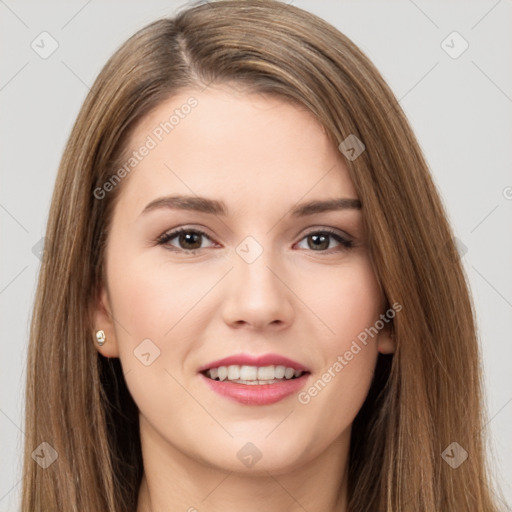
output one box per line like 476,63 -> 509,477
198,353 -> 311,406
200,372 -> 310,405
198,353 -> 309,373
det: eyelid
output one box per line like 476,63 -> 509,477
300,225 -> 352,240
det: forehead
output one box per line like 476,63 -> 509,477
116,85 -> 358,213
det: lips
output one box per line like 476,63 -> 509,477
198,353 -> 310,373
200,372 -> 310,405
197,353 -> 311,405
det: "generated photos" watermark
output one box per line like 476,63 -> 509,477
298,302 -> 402,405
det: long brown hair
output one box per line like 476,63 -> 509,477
22,1 -> 503,510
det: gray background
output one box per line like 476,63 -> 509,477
1,0 -> 511,510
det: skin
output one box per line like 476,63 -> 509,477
94,84 -> 395,512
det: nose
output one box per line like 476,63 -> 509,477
220,246 -> 295,331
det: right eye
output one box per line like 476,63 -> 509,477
156,227 -> 217,253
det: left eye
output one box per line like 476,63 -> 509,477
296,230 -> 353,252
156,228 -> 353,253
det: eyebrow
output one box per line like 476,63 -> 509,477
140,195 -> 362,217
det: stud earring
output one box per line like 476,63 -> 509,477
96,330 -> 106,346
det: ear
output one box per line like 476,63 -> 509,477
377,321 -> 396,355
92,285 -> 120,358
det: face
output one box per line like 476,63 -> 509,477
94,84 -> 394,475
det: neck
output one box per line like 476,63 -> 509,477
136,417 -> 350,512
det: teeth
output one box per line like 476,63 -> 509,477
217,366 -> 228,381
206,364 -> 305,382
229,379 -> 280,385
227,365 -> 240,380
257,366 -> 275,380
275,365 -> 285,378
240,365 -> 258,380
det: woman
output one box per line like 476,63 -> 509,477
22,1 -> 503,510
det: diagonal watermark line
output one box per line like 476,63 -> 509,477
111,312 -> 131,337
198,74 -> 215,94
0,203 -> 29,232
399,62 -> 440,100
470,204 -> 499,233
274,0 -> 296,20
0,478 -> 21,504
0,407 -> 25,437
471,265 -> 512,307
472,61 -> 512,104
407,0 -> 439,28
265,409 -> 294,438
0,0 -> 29,28
431,342 -> 455,390
164,267 -> 234,336
386,62 -> 439,115
266,163 -> 337,235
266,265 -> 336,335
478,394 -> 512,433
61,0 -> 93,29
0,266 -> 28,295
471,0 -> 502,30
164,368 -> 234,438
61,60 -> 90,90
201,471 -> 233,502
264,469 -> 312,512
0,62 -> 29,92
102,302 -> 132,337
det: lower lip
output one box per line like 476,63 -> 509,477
199,372 -> 310,405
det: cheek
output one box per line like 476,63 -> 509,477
107,252 -> 213,339
293,259 -> 382,424
297,257 -> 383,352
105,254 -> 207,422
105,245 -> 230,390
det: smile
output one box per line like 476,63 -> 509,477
203,364 -> 306,384
199,365 -> 311,405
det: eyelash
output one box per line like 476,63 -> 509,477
156,227 -> 354,254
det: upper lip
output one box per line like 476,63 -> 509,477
198,353 -> 310,373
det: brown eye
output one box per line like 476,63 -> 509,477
157,228 -> 215,252
307,233 -> 330,250
297,230 -> 353,252
176,231 -> 203,250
